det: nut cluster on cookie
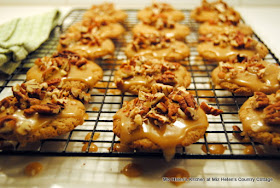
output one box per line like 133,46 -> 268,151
58,3 -> 127,60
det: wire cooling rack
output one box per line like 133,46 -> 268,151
0,9 -> 279,159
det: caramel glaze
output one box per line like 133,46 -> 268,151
239,95 -> 280,133
201,144 -> 227,154
163,168 -> 190,186
12,99 -> 85,135
26,60 -> 103,89
121,163 -> 142,177
82,142 -> 98,152
212,61 -> 280,94
116,66 -> 190,94
84,132 -> 100,142
114,100 -> 208,161
197,42 -> 266,62
24,162 -> 43,176
125,41 -> 190,61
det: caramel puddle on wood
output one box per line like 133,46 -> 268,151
95,81 -> 121,94
243,145 -> 264,155
108,143 -> 134,152
163,168 -> 190,186
24,162 -> 43,177
201,144 -> 227,154
83,113 -> 89,120
121,163 -> 142,177
82,143 -> 98,152
92,106 -> 100,111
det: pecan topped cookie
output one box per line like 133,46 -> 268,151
197,31 -> 268,61
67,17 -> 125,40
239,91 -> 280,147
0,79 -> 87,145
133,13 -> 190,41
138,2 -> 185,22
83,3 -> 127,23
212,55 -> 280,96
125,33 -> 190,61
114,56 -> 191,94
191,0 -> 240,23
26,51 -> 103,91
113,86 -> 215,161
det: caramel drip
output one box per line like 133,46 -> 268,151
116,106 -> 208,161
239,96 -> 280,133
13,99 -> 84,134
163,168 -> 190,186
82,143 -> 98,152
110,143 -> 134,152
201,144 -> 227,154
24,162 -> 43,176
121,163 -> 142,177
84,132 -> 100,141
213,62 -> 280,94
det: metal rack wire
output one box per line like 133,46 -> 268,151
0,9 -> 279,159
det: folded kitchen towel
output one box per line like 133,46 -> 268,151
0,9 -> 60,75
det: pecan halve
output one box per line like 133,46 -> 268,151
29,103 -> 61,115
0,115 -> 17,133
263,101 -> 280,125
251,92 -> 269,109
200,101 -> 223,116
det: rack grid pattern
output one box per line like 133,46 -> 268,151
0,9 -> 279,159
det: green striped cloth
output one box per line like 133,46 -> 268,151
0,9 -> 60,75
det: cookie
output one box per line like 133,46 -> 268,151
57,30 -> 115,60
191,0 -> 240,23
113,87 -> 210,161
67,17 -> 125,39
212,56 -> 280,96
26,51 -> 103,91
0,80 -> 87,145
83,3 -> 127,23
197,32 -> 268,62
133,14 -> 190,41
114,56 -> 191,95
125,33 -> 190,61
138,2 -> 185,22
239,91 -> 280,147
199,22 -> 253,36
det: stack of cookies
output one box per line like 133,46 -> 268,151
192,0 -> 280,147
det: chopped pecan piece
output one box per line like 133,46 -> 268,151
156,71 -> 177,85
251,92 -> 269,109
29,103 -> 61,115
200,101 -> 223,116
0,97 -> 18,112
0,115 -> 17,133
151,83 -> 174,96
46,78 -> 61,86
146,109 -> 170,127
232,125 -> 245,141
263,101 -> 280,125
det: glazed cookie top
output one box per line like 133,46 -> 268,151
83,3 -> 127,23
0,79 -> 87,137
26,51 -> 103,90
213,56 -> 280,95
240,91 -> 280,133
138,2 -> 185,22
114,86 -> 223,160
67,17 -> 125,39
114,56 -> 191,94
141,13 -> 176,29
191,0 -> 240,23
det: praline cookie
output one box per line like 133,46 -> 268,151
212,56 -> 280,96
133,14 -> 190,41
114,56 -> 191,95
67,17 -> 125,39
57,30 -> 115,60
191,0 -> 240,23
26,51 -> 103,91
239,91 -> 280,147
125,33 -> 190,61
198,21 -> 253,36
83,3 -> 127,23
113,87 -> 210,161
197,32 -> 268,62
0,80 -> 86,145
138,2 -> 185,22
